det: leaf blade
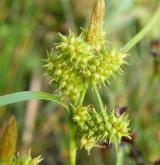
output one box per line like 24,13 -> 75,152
0,91 -> 69,112
123,5 -> 160,52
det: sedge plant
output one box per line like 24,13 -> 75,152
0,116 -> 43,165
0,0 -> 160,164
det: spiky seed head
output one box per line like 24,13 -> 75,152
72,106 -> 130,153
11,151 -> 43,165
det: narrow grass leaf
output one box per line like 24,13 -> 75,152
123,5 -> 160,52
0,91 -> 69,112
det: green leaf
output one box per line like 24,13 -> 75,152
0,91 -> 69,113
123,5 -> 160,52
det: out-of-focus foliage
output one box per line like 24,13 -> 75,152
0,116 -> 42,165
0,116 -> 17,164
0,0 -> 160,164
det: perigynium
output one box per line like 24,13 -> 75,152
44,0 -> 130,153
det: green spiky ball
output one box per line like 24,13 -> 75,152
44,32 -> 127,103
72,106 -> 130,153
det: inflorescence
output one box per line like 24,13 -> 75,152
72,106 -> 130,152
44,0 -> 130,153
44,32 -> 127,103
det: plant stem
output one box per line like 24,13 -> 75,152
123,5 -> 160,52
69,119 -> 76,165
79,84 -> 88,106
93,84 -> 108,119
68,85 -> 88,165
116,147 -> 124,165
93,85 -> 104,111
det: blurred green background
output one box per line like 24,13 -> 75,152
0,0 -> 160,164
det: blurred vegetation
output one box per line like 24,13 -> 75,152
0,0 -> 160,164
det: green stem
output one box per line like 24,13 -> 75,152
68,85 -> 88,165
79,84 -> 88,106
123,5 -> 160,52
116,147 -> 124,165
69,119 -> 76,165
93,85 -> 104,111
93,84 -> 108,119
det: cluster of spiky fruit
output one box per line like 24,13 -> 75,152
44,0 -> 130,153
44,31 -> 127,103
11,152 -> 42,165
72,106 -> 130,152
44,47 -> 87,102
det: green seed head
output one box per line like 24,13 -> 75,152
11,151 -> 43,165
44,0 -> 130,154
72,106 -> 130,153
89,48 -> 127,85
45,33 -> 127,104
44,49 -> 87,103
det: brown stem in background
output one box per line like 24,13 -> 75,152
22,71 -> 42,152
